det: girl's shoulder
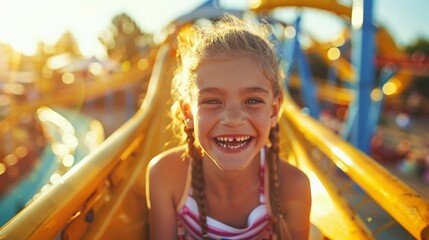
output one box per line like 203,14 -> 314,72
278,160 -> 311,201
277,160 -> 312,238
148,145 -> 189,171
147,145 -> 191,206
279,160 -> 309,180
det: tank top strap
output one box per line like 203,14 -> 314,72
259,147 -> 266,204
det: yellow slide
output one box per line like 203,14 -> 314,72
1,26 -> 428,239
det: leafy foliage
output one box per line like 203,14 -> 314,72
98,13 -> 150,62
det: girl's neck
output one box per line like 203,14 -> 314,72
202,154 -> 260,199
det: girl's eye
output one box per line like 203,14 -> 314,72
201,99 -> 221,105
246,98 -> 263,104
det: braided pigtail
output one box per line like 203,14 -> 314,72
268,124 -> 292,240
184,126 -> 209,239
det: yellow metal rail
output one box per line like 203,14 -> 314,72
282,92 -> 429,240
250,0 -> 352,18
279,115 -> 374,239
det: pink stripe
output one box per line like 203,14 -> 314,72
181,208 -> 201,230
180,208 -> 271,239
259,150 -> 266,203
180,214 -> 202,238
183,206 -> 202,225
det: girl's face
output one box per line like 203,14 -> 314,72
186,56 -> 282,172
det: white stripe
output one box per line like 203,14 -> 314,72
181,198 -> 270,239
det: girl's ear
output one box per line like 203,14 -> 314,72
180,101 -> 194,129
270,95 -> 283,128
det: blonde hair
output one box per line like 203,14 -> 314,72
170,14 -> 287,238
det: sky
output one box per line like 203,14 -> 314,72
0,0 -> 428,59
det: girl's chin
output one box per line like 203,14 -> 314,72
207,142 -> 258,171
213,160 -> 250,172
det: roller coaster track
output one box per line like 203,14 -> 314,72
1,2 -> 428,239
1,34 -> 428,239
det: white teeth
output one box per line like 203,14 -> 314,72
236,136 -> 250,141
216,136 -> 250,142
216,136 -> 251,149
219,142 -> 247,149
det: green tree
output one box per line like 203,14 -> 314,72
404,37 -> 429,97
99,13 -> 150,62
405,37 -> 429,55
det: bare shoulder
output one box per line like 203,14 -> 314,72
146,145 -> 190,206
278,160 -> 312,239
147,145 -> 188,173
279,160 -> 311,202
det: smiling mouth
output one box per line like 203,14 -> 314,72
214,136 -> 252,149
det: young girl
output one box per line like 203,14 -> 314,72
146,15 -> 311,240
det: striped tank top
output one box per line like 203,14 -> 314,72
176,148 -> 274,239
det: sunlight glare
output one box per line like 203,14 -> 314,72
370,88 -> 383,101
284,26 -> 296,39
62,154 -> 75,168
4,154 -> 18,166
351,0 -> 364,29
307,171 -> 332,218
62,72 -> 75,84
50,172 -> 62,184
382,81 -> 398,96
89,62 -> 104,76
137,58 -> 149,70
52,142 -> 71,156
0,163 -> 6,175
327,47 -> 341,61
0,1 -> 74,56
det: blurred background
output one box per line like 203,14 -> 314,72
0,0 -> 428,238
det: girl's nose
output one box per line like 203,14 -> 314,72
220,103 -> 246,127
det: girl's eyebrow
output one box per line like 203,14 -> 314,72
199,87 -> 223,95
244,87 -> 270,94
199,87 -> 269,95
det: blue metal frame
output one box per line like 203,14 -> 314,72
347,0 -> 375,153
283,15 -> 320,119
279,1 -> 381,154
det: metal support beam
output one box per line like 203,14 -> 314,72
348,0 -> 375,153
284,15 -> 320,119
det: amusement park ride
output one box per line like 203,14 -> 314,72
0,0 -> 428,239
